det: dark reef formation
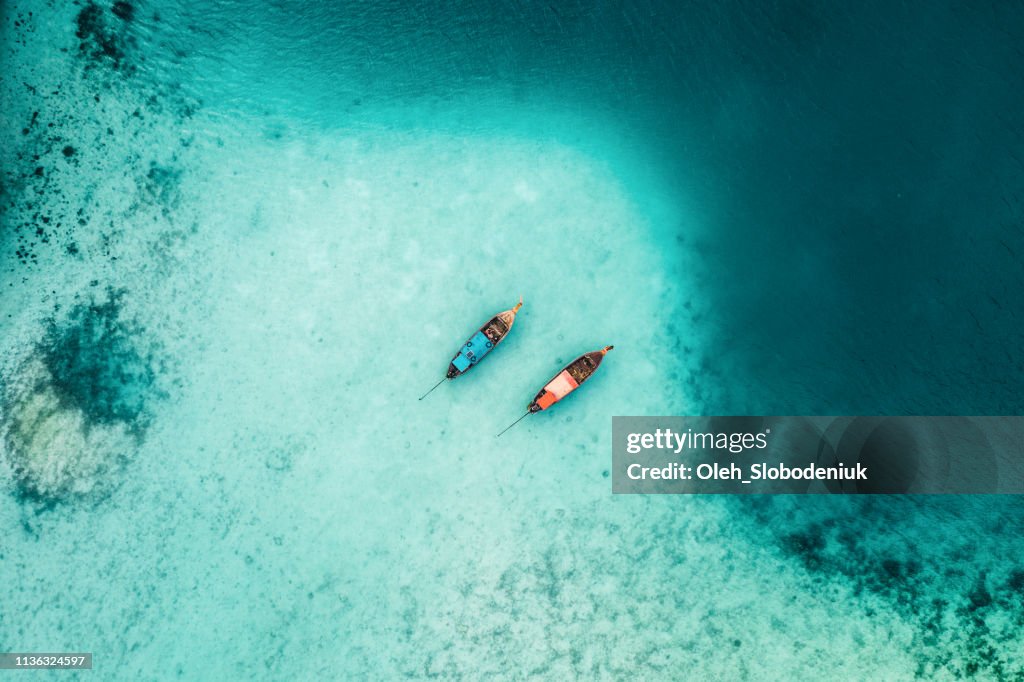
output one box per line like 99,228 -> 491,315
1,289 -> 164,504
743,496 -> 1024,680
2,1 -> 198,270
41,287 -> 160,431
1,2 -> 200,507
75,1 -> 136,73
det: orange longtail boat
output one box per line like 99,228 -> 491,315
497,346 -> 614,436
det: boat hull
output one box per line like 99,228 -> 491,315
446,309 -> 517,379
529,347 -> 612,411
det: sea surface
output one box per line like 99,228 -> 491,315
2,1 -> 1023,679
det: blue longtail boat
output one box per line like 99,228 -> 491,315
419,297 -> 523,400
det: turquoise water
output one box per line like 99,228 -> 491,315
2,1 -> 1023,679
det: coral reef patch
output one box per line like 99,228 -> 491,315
1,288 -> 162,503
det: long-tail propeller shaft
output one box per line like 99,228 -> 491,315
419,378 -> 446,401
497,411 -> 530,437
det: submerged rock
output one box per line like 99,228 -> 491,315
1,289 -> 162,503
41,288 -> 157,428
75,1 -> 135,73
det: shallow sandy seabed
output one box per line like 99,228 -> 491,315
2,1 -> 1023,679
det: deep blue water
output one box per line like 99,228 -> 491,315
2,1 -> 1023,679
